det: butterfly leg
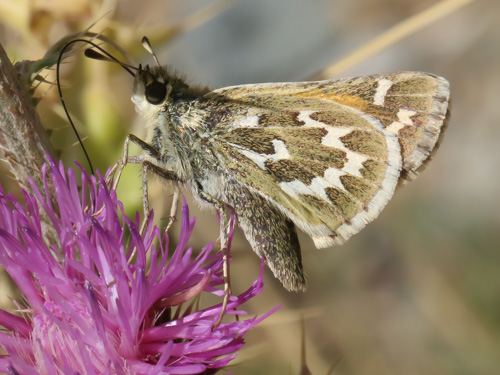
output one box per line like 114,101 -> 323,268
165,188 -> 180,233
217,207 -> 232,328
139,160 -> 182,235
128,135 -> 182,234
199,191 -> 233,327
107,134 -> 160,190
108,134 -> 183,237
120,159 -> 183,262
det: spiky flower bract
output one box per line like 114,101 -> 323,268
0,160 -> 276,374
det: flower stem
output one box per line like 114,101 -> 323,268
0,42 -> 57,240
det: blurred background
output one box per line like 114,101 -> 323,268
1,0 -> 499,373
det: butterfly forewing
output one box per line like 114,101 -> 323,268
204,72 -> 449,247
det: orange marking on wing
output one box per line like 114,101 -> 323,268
295,92 -> 369,111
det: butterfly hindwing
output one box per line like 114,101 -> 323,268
227,183 -> 305,291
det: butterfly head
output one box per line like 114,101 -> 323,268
138,65 -> 170,105
132,63 -> 209,119
131,64 -> 173,116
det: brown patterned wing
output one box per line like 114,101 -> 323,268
205,72 -> 449,247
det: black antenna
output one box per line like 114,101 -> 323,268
83,48 -> 137,76
56,39 -> 136,175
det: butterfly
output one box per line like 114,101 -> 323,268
122,56 -> 450,292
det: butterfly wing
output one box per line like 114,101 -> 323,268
202,72 -> 449,246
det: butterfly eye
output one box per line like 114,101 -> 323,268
145,81 -> 167,105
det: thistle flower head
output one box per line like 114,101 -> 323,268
0,160 -> 276,374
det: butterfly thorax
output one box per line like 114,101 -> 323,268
132,66 -> 226,201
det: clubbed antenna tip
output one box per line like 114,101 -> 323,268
141,36 -> 161,67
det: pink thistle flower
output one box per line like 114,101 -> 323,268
0,160 -> 277,374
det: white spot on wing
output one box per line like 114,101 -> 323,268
297,110 -> 369,179
280,180 -> 316,200
228,114 -> 260,129
272,139 -> 291,160
341,152 -> 368,178
323,167 -> 346,191
297,111 -> 325,128
400,109 -> 415,124
308,177 -> 333,201
236,139 -> 291,169
386,109 -> 416,134
279,168 -> 345,204
321,127 -> 354,148
373,79 -> 393,106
